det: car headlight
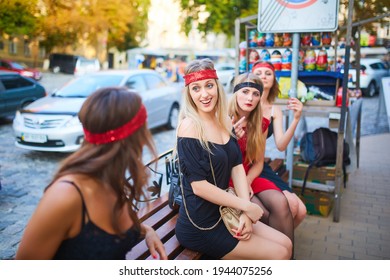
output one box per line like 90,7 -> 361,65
63,116 -> 81,128
13,111 -> 23,126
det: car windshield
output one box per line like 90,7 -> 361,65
54,74 -> 124,97
10,62 -> 28,70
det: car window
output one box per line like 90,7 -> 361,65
370,63 -> 380,70
54,75 -> 124,97
144,74 -> 166,90
125,75 -> 147,93
0,75 -> 33,90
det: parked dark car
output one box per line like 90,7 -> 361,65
0,59 -> 42,81
0,71 -> 46,118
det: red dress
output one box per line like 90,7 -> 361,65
230,117 -> 282,194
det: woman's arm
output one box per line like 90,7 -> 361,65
142,224 -> 167,260
272,98 -> 303,151
15,182 -> 80,259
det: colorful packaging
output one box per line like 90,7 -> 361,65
322,32 -> 332,45
257,32 -> 266,47
282,48 -> 292,71
271,50 -> 282,71
316,49 -> 328,71
283,33 -> 292,47
301,33 -> 312,46
265,33 -> 275,47
274,33 -> 284,47
311,33 -> 321,46
304,50 -> 316,71
259,49 -> 271,62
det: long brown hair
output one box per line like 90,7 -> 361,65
229,73 -> 265,164
252,60 -> 280,103
47,87 -> 157,234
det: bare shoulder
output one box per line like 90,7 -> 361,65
43,176 -> 83,212
273,104 -> 284,118
178,118 -> 197,138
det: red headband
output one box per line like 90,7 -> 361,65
83,105 -> 147,145
183,69 -> 218,86
252,62 -> 275,73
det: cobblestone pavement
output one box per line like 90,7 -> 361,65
0,72 -> 389,259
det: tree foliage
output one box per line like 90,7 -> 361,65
0,0 -> 41,36
177,0 -> 257,39
39,0 -> 151,53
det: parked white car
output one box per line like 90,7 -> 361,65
347,58 -> 390,97
13,69 -> 181,152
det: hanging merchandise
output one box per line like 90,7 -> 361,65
271,50 -> 282,71
274,33 -> 284,47
316,49 -> 328,71
282,49 -> 292,71
249,30 -> 257,47
322,32 -> 332,45
301,33 -> 312,46
304,50 -> 317,71
265,33 -> 275,47
257,32 -> 266,47
259,49 -> 271,62
283,33 -> 292,47
311,33 -> 321,46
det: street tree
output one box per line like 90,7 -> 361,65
0,0 -> 41,36
39,0 -> 151,54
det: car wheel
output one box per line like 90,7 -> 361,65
364,81 -> 376,97
52,66 -> 60,74
166,103 -> 179,130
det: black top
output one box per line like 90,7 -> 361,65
175,136 -> 242,259
267,116 -> 274,139
53,180 -> 140,260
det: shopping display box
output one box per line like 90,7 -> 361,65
293,161 -> 336,184
292,187 -> 334,217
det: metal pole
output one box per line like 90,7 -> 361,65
334,0 -> 354,223
286,33 -> 300,189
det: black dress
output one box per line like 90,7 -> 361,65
175,136 -> 242,259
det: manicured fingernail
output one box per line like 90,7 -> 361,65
152,254 -> 157,259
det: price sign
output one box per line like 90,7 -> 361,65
258,0 -> 340,33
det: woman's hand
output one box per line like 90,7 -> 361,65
144,225 -> 168,260
232,214 -> 253,240
244,201 -> 264,223
232,116 -> 246,139
287,97 -> 303,121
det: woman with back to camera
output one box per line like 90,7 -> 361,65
252,60 -> 306,228
16,87 -> 167,260
175,58 -> 292,260
228,72 -> 295,245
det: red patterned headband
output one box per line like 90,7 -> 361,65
183,69 -> 218,86
252,62 -> 275,73
83,105 -> 147,145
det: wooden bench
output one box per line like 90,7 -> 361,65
126,149 -> 288,260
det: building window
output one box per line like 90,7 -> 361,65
24,39 -> 31,56
8,38 -> 17,54
0,40 -> 4,50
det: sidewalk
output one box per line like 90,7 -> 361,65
294,132 -> 390,259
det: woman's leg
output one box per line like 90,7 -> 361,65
255,189 -> 294,243
283,191 -> 307,228
250,194 -> 270,225
223,221 -> 292,260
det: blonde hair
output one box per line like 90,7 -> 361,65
178,58 -> 231,151
228,73 -> 265,164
